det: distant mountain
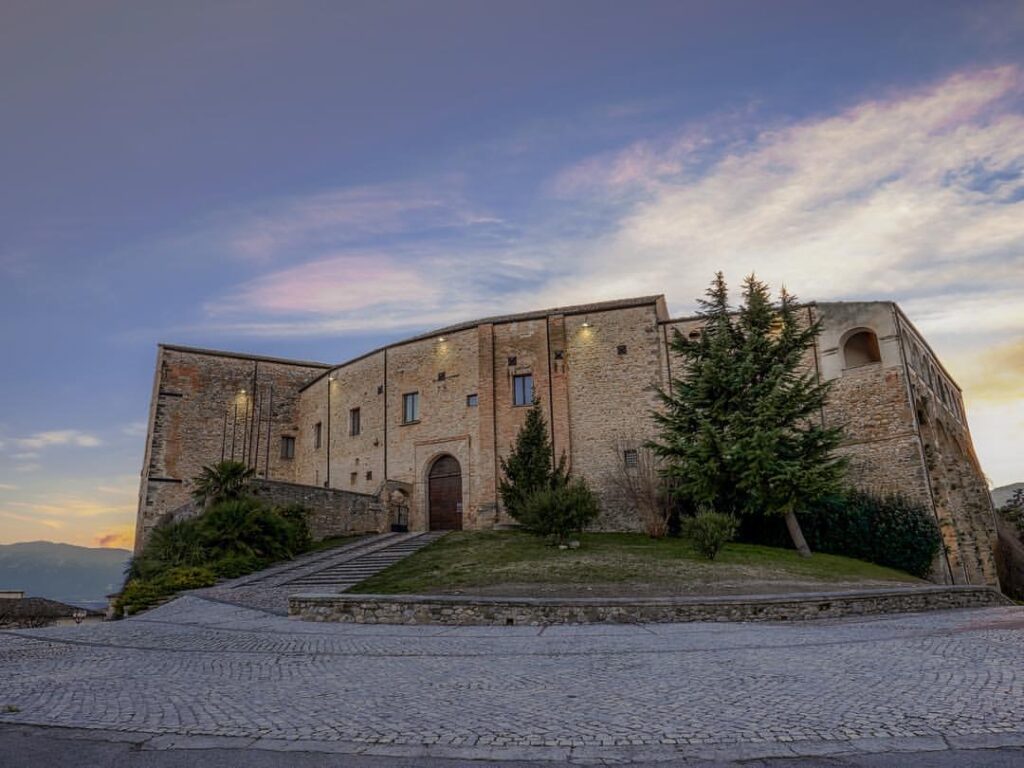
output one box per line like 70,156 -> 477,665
992,483 -> 1024,510
0,541 -> 131,609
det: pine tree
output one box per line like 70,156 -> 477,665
499,400 -> 567,521
652,273 -> 845,556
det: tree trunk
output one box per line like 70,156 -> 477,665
784,510 -> 812,558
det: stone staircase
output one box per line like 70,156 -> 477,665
284,531 -> 446,592
192,531 -> 446,615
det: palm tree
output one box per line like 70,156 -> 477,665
191,460 -> 255,509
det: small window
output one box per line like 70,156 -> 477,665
280,436 -> 295,460
507,355 -> 517,366
349,408 -> 361,436
377,384 -> 384,395
314,422 -> 322,449
365,470 -> 373,481
513,374 -> 534,406
350,472 -> 357,485
403,392 -> 420,423
843,330 -> 881,369
623,448 -> 639,468
437,371 -> 446,382
688,330 -> 701,339
554,350 -> 564,360
617,344 -> 628,356
466,393 -> 479,407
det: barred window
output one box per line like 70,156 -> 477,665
623,448 -> 639,468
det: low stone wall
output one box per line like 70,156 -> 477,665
250,479 -> 384,540
289,586 -> 1011,625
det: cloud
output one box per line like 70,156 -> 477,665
0,483 -> 17,491
95,528 -> 134,549
952,337 -> 1024,403
121,421 -> 148,438
535,66 -> 1024,314
7,497 -> 135,519
0,509 -> 62,529
12,430 -> 102,451
194,180 -> 504,264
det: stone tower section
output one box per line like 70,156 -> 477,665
814,302 -> 998,586
134,345 -> 329,552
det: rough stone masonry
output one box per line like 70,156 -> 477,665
134,295 -> 1000,586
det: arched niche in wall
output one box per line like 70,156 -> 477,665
840,328 -> 882,370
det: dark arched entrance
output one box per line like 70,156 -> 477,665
428,455 -> 463,530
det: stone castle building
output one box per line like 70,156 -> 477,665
134,296 -> 999,586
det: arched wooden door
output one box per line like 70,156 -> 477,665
428,455 -> 463,530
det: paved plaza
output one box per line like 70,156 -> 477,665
1,596 -> 1023,764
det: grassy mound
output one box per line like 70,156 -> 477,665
349,531 -> 924,597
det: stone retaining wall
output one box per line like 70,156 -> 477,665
289,586 -> 1010,625
250,479 -> 385,540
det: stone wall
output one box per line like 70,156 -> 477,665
899,310 -> 998,586
289,585 -> 1010,625
134,346 -> 329,552
248,479 -> 385,540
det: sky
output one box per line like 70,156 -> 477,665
1,0 -> 1023,549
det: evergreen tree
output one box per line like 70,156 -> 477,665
499,400 -> 567,521
652,273 -> 846,556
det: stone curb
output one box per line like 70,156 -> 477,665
288,585 -> 1011,625
3,723 -> 1024,763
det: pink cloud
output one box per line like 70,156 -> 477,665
213,253 -> 437,316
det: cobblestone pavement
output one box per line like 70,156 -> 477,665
1,597 -> 1022,763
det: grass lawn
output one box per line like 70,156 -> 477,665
349,531 -> 924,597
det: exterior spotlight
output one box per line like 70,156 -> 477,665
581,317 -> 591,328
438,336 -> 446,342
240,388 -> 246,394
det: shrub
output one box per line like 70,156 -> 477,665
685,510 -> 738,560
739,490 -> 942,578
518,478 -> 600,544
276,503 -> 313,553
198,498 -> 297,561
144,520 -> 209,568
116,496 -> 315,617
114,566 -> 217,616
210,551 -> 266,579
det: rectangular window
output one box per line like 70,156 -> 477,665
280,436 -> 295,460
350,472 -> 357,485
402,392 -> 419,423
623,448 -> 639,468
513,374 -> 534,406
466,393 -> 479,407
314,422 -> 322,449
349,407 -> 361,436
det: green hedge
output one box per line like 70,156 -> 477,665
739,490 -> 942,578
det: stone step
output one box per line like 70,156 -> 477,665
284,531 -> 443,592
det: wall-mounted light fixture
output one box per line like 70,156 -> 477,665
438,336 -> 447,343
581,317 -> 591,328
